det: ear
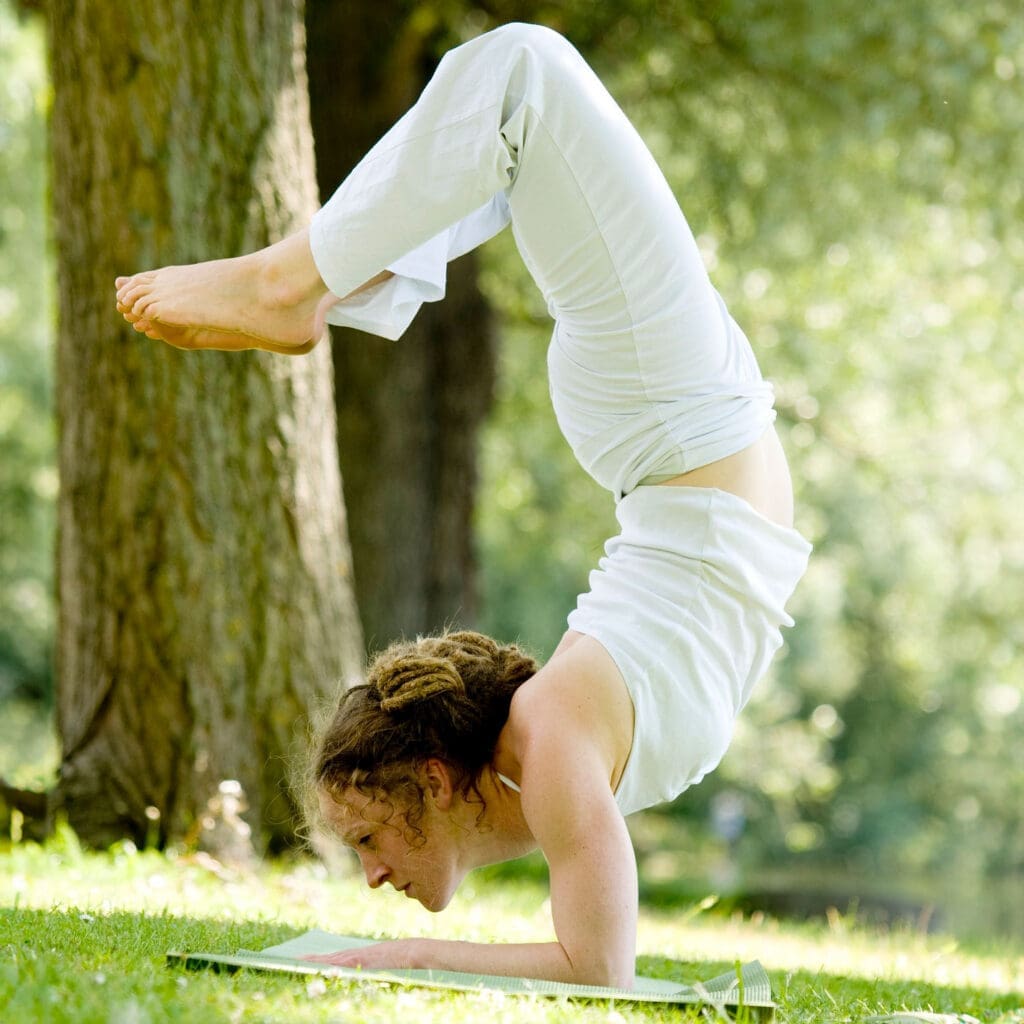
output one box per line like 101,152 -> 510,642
420,758 -> 455,810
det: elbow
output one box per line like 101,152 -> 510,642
573,955 -> 634,991
605,964 -> 635,991
585,967 -> 634,991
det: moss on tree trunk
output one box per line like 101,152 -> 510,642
49,0 -> 362,852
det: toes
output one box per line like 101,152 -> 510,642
115,274 -> 141,302
120,280 -> 146,302
134,318 -> 169,343
116,272 -> 155,305
123,287 -> 154,317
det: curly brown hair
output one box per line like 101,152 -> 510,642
307,630 -> 538,844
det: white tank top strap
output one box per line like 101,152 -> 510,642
495,770 -> 521,793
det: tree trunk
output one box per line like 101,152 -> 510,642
305,1 -> 496,648
49,0 -> 362,853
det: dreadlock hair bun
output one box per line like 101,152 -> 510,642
371,654 -> 464,712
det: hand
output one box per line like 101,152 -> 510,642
303,938 -> 430,971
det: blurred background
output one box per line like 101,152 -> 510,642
1,0 -> 1021,944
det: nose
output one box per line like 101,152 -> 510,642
359,851 -> 389,889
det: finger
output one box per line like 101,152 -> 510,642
302,953 -> 359,966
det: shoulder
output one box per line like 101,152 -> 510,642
504,634 -> 634,796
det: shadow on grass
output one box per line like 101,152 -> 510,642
1,905 -> 1020,1023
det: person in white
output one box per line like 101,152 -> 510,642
116,22 -> 809,988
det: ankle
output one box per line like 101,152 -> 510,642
255,230 -> 328,314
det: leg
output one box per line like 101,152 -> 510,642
308,23 -> 707,337
117,24 -> 702,354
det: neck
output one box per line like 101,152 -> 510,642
456,768 -> 538,871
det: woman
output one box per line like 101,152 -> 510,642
115,23 -> 810,987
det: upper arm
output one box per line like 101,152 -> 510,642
512,658 -> 638,988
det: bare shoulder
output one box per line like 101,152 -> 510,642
505,634 -> 634,795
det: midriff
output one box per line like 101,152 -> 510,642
655,425 -> 794,529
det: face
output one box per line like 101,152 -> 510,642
318,768 -> 466,913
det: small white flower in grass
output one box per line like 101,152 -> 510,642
175,976 -> 188,990
305,977 -> 328,998
93,972 -> 106,985
79,912 -> 94,922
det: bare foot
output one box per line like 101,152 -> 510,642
115,307 -> 323,354
114,230 -> 335,355
115,298 -> 329,354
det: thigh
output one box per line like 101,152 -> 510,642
501,37 -> 711,340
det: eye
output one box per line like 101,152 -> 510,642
357,834 -> 373,849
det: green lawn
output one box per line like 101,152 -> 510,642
1,830 -> 1020,1023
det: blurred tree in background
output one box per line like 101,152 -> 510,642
0,4 -> 53,705
306,0 -> 500,650
1,0 -> 1021,935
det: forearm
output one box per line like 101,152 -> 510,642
415,938 -> 624,987
308,936 -> 632,988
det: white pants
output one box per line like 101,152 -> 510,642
311,22 -> 775,499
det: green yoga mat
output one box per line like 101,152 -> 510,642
168,928 -> 775,1019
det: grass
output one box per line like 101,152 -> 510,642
1,829 -> 1021,1024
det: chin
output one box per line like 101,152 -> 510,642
418,888 -> 455,913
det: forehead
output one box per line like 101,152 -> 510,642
318,786 -> 404,840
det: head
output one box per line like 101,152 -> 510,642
307,630 -> 537,910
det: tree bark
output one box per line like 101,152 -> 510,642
305,1 -> 496,648
49,0 -> 362,852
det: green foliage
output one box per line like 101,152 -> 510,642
0,841 -> 1021,1022
0,698 -> 56,790
0,1 -> 54,703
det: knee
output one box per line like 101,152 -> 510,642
483,21 -> 580,66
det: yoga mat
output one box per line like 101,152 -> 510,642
168,927 -> 775,1018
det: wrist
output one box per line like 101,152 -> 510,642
410,937 -> 438,969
